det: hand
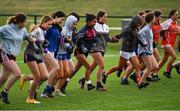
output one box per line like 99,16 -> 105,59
43,40 -> 49,48
112,36 -> 119,42
29,37 -> 36,43
82,47 -> 88,54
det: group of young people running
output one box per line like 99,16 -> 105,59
0,9 -> 179,104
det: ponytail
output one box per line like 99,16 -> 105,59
6,12 -> 27,25
7,16 -> 16,24
29,24 -> 38,32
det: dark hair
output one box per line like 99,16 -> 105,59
138,11 -> 146,16
145,12 -> 154,23
145,9 -> 152,13
70,12 -> 80,21
168,10 -> 178,18
7,12 -> 27,24
86,13 -> 96,22
154,10 -> 162,17
51,11 -> 66,19
97,10 -> 106,21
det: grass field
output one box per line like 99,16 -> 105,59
0,0 -> 180,110
0,43 -> 179,110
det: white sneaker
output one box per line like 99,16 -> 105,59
59,91 -> 66,96
53,89 -> 66,96
40,93 -> 48,98
29,80 -> 33,87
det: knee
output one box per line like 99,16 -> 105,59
41,75 -> 48,81
156,57 -> 160,62
153,65 -> 159,71
86,64 -> 91,70
147,65 -> 153,71
161,58 -> 167,63
64,70 -> 70,78
99,64 -> 104,70
135,65 -> 141,72
54,65 -> 60,72
15,71 -> 21,79
172,56 -> 176,61
15,74 -> 21,79
33,75 -> 41,83
56,69 -> 64,78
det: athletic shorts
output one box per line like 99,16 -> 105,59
90,51 -> 105,57
120,51 -> 136,60
74,49 -> 89,57
0,49 -> 16,62
161,44 -> 171,48
24,53 -> 43,64
55,54 -> 68,60
67,53 -> 71,60
139,52 -> 152,57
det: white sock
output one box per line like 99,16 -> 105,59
87,80 -> 92,84
66,78 -> 70,81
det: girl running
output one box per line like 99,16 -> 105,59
75,14 -> 97,91
137,12 -> 159,89
89,10 -> 118,91
120,11 -> 147,84
151,10 -> 162,80
24,16 -> 53,104
102,15 -> 143,86
158,10 -> 179,78
53,15 -> 78,96
40,11 -> 66,97
0,13 -> 28,104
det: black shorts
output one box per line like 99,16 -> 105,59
74,49 -> 89,57
90,51 -> 105,57
0,49 -> 16,62
24,53 -> 43,64
153,41 -> 158,48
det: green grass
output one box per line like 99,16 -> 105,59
0,0 -> 180,110
0,0 -> 180,16
0,43 -> 180,110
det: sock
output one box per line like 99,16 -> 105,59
66,78 -> 70,82
153,70 -> 158,75
87,80 -> 92,84
3,89 -> 8,93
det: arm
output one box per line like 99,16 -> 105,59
76,33 -> 85,49
104,33 -> 119,43
138,31 -> 147,47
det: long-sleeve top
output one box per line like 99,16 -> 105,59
25,26 -> 46,60
152,20 -> 162,42
75,25 -> 97,51
45,24 -> 62,52
0,23 -> 28,56
92,22 -> 116,53
56,15 -> 77,55
138,24 -> 153,55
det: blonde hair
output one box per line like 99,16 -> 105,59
29,15 -> 53,32
39,15 -> 53,24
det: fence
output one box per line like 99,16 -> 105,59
0,13 -> 176,31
